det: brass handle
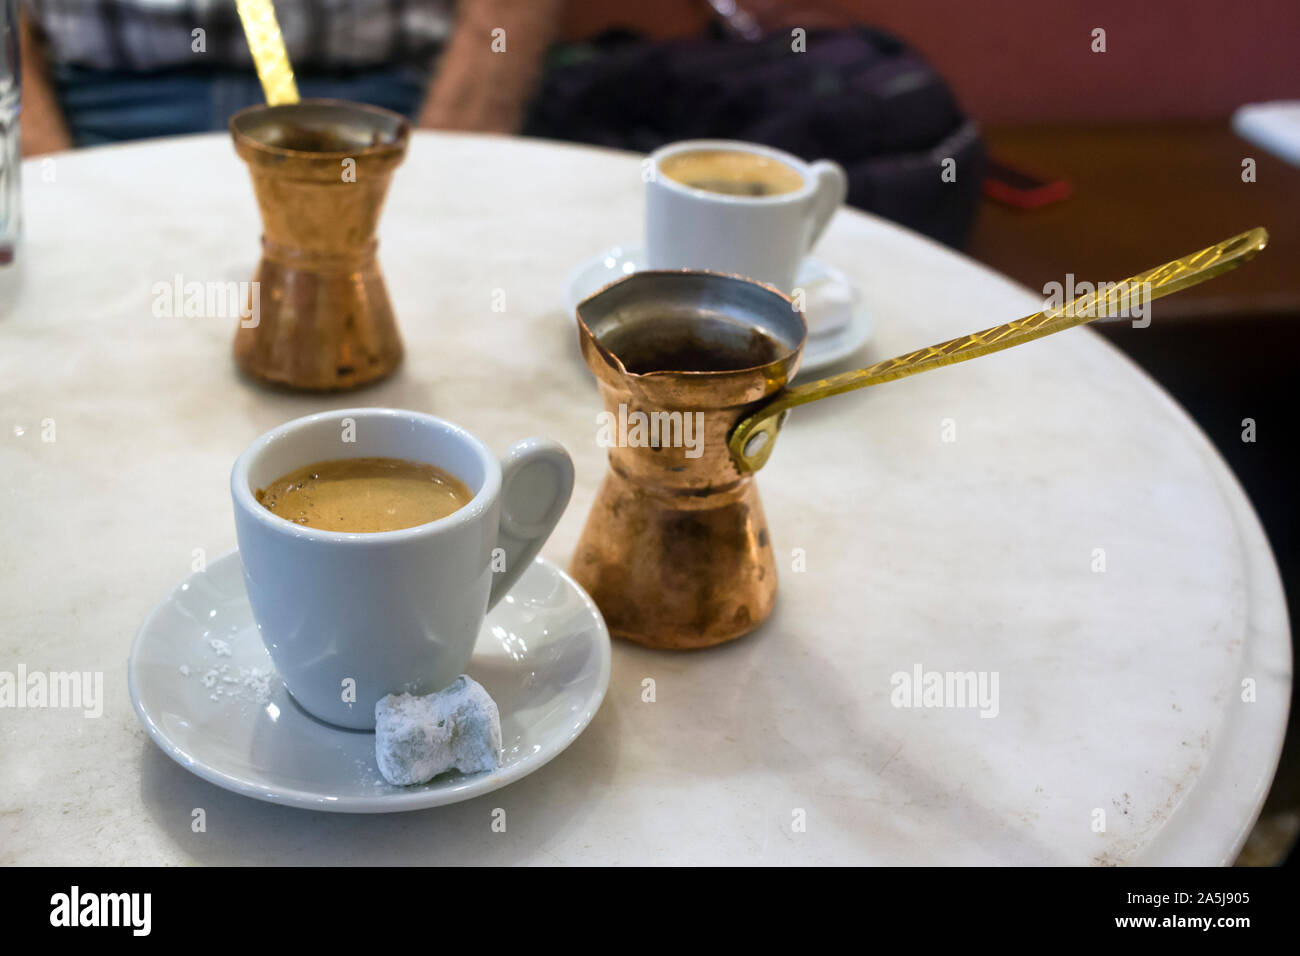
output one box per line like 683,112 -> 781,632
236,0 -> 300,105
728,227 -> 1269,472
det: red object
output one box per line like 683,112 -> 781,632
982,157 -> 1073,209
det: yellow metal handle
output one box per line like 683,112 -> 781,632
729,227 -> 1269,472
236,0 -> 300,105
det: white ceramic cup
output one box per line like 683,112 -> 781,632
231,408 -> 574,730
645,139 -> 848,293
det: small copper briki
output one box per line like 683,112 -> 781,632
570,227 -> 1268,650
230,101 -> 410,391
230,5 -> 409,390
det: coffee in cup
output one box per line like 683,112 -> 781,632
658,149 -> 805,197
256,457 -> 473,533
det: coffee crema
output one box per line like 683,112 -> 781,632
659,149 -> 805,197
256,457 -> 473,533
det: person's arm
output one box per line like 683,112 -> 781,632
417,0 -> 565,134
19,8 -> 72,155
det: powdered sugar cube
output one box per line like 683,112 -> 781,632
374,676 -> 502,786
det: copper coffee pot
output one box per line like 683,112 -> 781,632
571,228 -> 1267,650
230,100 -> 410,390
571,273 -> 805,649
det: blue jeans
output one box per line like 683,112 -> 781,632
53,65 -> 431,147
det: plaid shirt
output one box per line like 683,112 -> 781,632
24,0 -> 455,72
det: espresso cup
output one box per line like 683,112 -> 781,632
231,408 -> 574,729
645,139 -> 848,293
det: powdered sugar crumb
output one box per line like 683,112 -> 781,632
176,643 -> 277,706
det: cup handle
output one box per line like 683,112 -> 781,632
488,437 -> 575,609
806,159 -> 848,250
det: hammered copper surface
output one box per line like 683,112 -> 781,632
230,100 -> 410,391
569,271 -> 805,649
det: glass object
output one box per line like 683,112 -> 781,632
1,0 -> 20,270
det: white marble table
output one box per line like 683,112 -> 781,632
0,132 -> 1290,865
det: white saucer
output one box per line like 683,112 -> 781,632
128,550 -> 611,813
563,243 -> 874,373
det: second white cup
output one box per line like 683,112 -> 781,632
645,139 -> 848,293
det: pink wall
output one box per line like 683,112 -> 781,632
851,0 -> 1300,123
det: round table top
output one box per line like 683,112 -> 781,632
1,132 -> 1290,865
